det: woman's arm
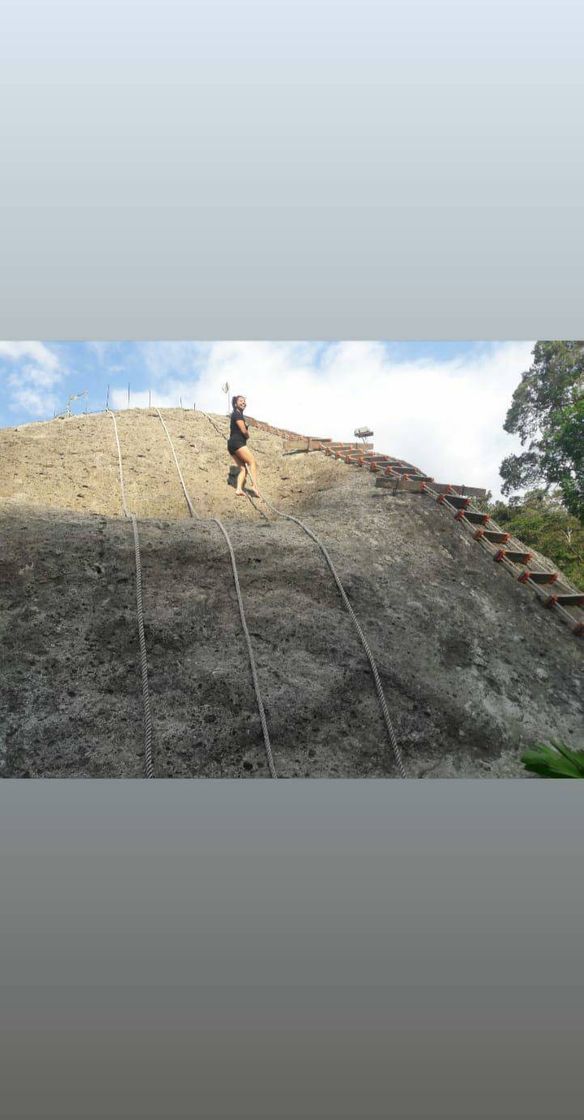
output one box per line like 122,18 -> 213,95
235,418 -> 248,437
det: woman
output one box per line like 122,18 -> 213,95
227,394 -> 259,497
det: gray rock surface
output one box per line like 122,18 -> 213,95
1,409 -> 582,778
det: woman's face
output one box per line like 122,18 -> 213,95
237,396 -> 246,410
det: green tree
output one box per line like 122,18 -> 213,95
488,489 -> 584,589
500,341 -> 584,522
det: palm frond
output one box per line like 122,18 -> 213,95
521,739 -> 584,779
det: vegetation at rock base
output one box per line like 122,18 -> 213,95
521,740 -> 584,779
486,489 -> 584,590
500,340 -> 584,524
480,341 -> 584,588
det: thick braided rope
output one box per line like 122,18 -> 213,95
202,411 -> 228,440
131,512 -> 154,778
158,409 -> 277,777
200,411 -> 405,777
109,407 -> 129,517
256,490 -> 407,779
154,408 -> 196,518
109,410 -> 155,778
210,517 -> 277,778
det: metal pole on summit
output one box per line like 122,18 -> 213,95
106,385 -> 110,410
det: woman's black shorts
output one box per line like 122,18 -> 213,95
227,438 -> 247,455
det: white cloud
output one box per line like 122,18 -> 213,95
0,340 -> 60,371
0,340 -> 64,416
113,340 -> 533,499
138,341 -> 212,380
7,362 -> 62,389
87,341 -> 112,363
85,343 -> 126,373
8,387 -> 60,416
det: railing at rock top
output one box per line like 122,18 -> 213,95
235,416 -> 372,453
246,416 -> 333,443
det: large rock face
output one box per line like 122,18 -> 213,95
0,409 -> 582,778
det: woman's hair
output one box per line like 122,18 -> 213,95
232,394 -> 245,409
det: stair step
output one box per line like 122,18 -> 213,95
337,449 -> 371,459
518,570 -> 559,585
427,483 -> 488,498
544,593 -> 584,608
350,457 -> 381,466
454,509 -> 491,525
438,494 -> 470,509
375,478 -> 484,495
328,442 -> 373,451
283,438 -> 332,452
359,450 -> 399,458
475,529 -> 511,544
375,477 -> 434,492
493,548 -> 532,563
364,454 -> 402,463
380,472 -> 432,483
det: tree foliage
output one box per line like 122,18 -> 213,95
500,341 -> 584,522
487,489 -> 584,589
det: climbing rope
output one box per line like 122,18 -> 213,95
131,512 -> 155,779
201,412 -> 406,778
155,409 -> 277,777
110,406 -> 129,518
256,490 -> 407,779
154,407 -> 196,518
109,409 -> 154,778
202,411 -> 228,441
210,517 -> 277,779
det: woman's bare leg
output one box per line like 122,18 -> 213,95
234,447 -> 258,495
235,464 -> 246,494
230,453 -> 247,495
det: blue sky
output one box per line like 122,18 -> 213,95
0,340 -> 534,498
